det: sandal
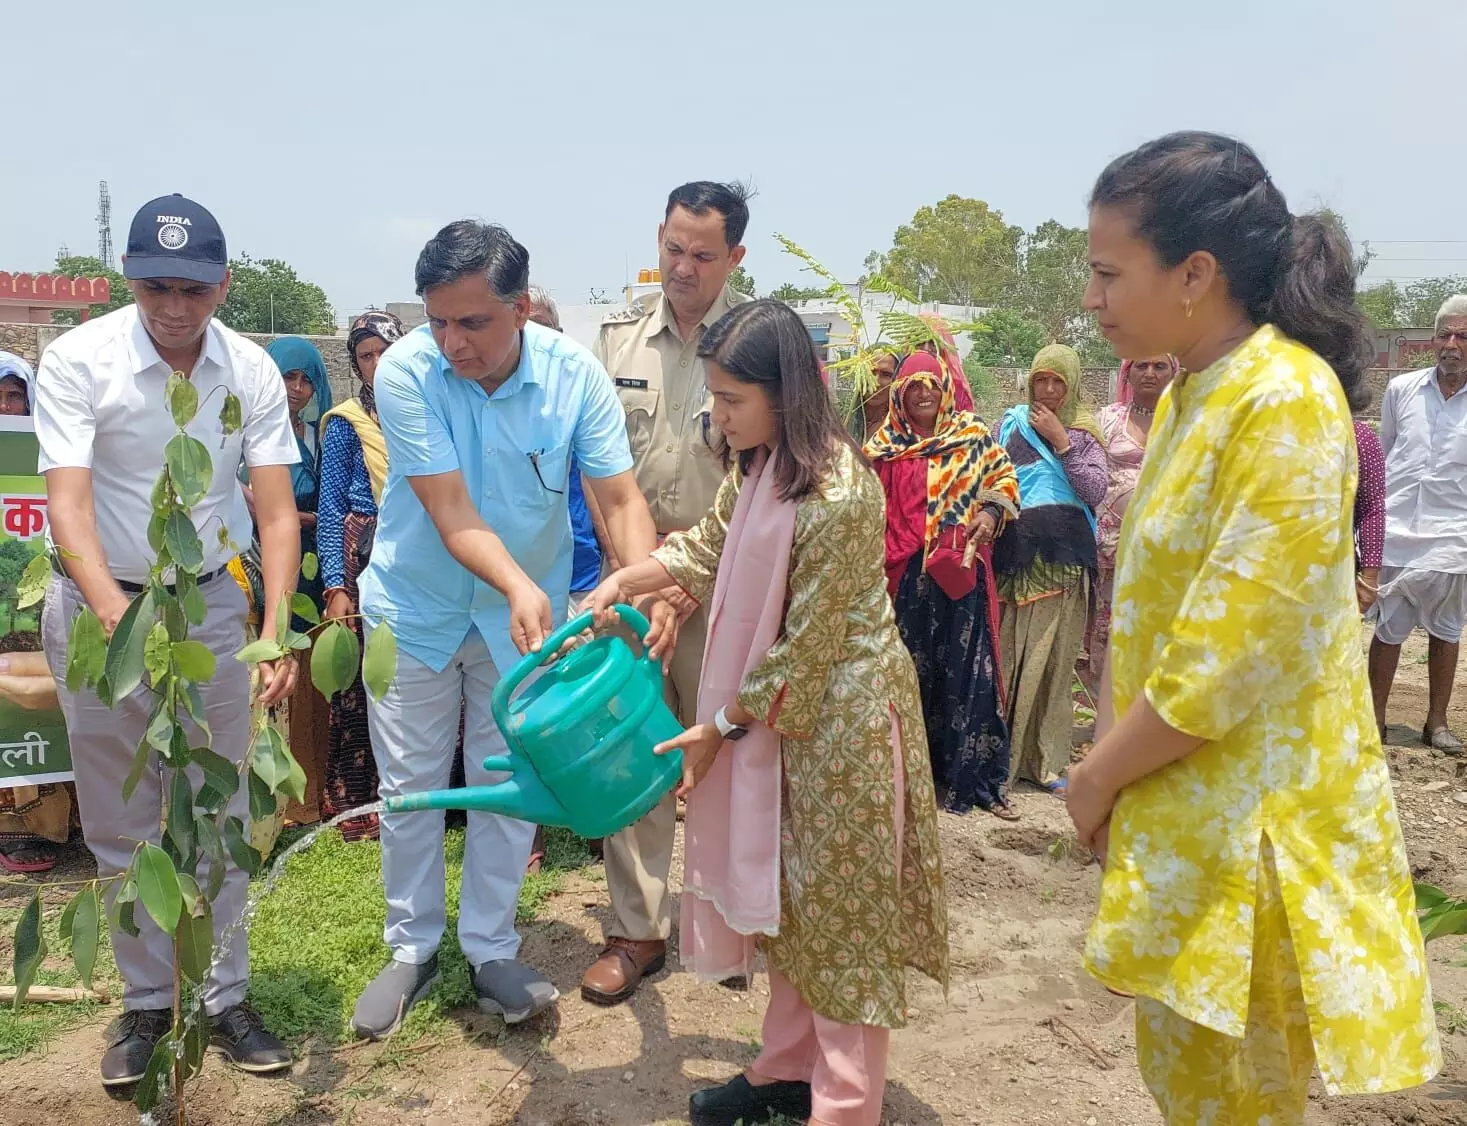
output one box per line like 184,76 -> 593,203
988,801 -> 1021,822
0,840 -> 58,874
1424,725 -> 1463,755
1041,778 -> 1068,797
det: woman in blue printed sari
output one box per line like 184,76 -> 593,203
993,344 -> 1106,792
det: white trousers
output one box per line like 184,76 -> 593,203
366,629 -> 535,967
42,574 -> 253,1015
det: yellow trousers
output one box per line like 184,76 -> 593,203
1135,840 -> 1316,1125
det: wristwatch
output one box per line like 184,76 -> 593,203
713,706 -> 749,742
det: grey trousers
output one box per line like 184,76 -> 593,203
42,574 -> 253,1015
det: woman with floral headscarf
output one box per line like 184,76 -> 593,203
994,344 -> 1107,792
315,311 -> 402,840
868,353 -> 1022,818
1080,354 -> 1178,694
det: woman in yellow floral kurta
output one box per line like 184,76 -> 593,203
592,300 -> 946,1126
1069,132 -> 1440,1124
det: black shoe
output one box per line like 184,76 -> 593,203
689,1074 -> 813,1126
209,1003 -> 292,1074
100,1008 -> 172,1087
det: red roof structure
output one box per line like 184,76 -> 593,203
0,272 -> 112,324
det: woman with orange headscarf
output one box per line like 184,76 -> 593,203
868,353 -> 1022,817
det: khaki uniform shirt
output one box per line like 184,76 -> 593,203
593,285 -> 751,536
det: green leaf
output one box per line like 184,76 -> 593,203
143,620 -> 171,685
196,815 -> 226,899
161,592 -> 187,642
11,892 -> 45,1009
275,594 -> 291,649
219,390 -> 242,436
236,637 -> 286,665
17,552 -> 50,610
150,466 -> 171,510
166,769 -> 196,865
136,843 -> 183,935
70,887 -> 99,991
182,580 -> 208,626
122,736 -> 152,804
65,607 -> 107,693
166,370 -> 199,428
184,1011 -> 207,1074
135,1034 -> 174,1113
176,872 -> 201,916
363,622 -> 397,702
301,552 -> 319,581
290,593 -> 320,625
102,587 -> 158,704
146,510 -> 168,554
171,639 -> 217,683
164,433 -> 213,507
1416,882 -> 1450,911
59,891 -> 79,946
164,510 -> 204,574
193,746 -> 239,803
286,631 -> 313,651
216,525 -> 231,551
249,727 -> 292,791
112,877 -> 141,939
222,816 -> 261,876
310,621 -> 360,698
281,743 -> 308,805
179,682 -> 213,743
247,769 -> 276,823
176,904 -> 213,985
1423,907 -> 1467,942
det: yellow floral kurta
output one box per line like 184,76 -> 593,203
1087,325 -> 1441,1094
655,443 -> 948,1027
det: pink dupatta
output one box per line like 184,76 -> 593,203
679,452 -> 797,981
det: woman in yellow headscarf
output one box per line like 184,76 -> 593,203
994,344 -> 1106,792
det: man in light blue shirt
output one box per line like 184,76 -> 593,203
352,221 -> 661,1038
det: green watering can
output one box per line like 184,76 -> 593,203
383,604 -> 684,838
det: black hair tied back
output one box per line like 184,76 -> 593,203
1091,131 -> 1371,410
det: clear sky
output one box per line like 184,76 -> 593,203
6,0 -> 1462,322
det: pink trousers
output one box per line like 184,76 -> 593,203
753,970 -> 891,1125
749,710 -> 904,1125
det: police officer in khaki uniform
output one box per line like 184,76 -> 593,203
581,181 -> 753,1004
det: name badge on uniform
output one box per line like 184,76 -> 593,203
615,378 -> 649,390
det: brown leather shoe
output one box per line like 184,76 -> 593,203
580,938 -> 666,1005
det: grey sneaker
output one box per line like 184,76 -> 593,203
351,955 -> 440,1041
473,959 -> 559,1024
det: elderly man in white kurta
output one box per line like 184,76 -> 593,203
1369,294 -> 1467,752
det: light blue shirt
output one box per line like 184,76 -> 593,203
359,319 -> 632,672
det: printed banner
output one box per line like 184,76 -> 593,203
0,416 -> 72,788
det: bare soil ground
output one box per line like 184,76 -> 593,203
2,630 -> 1467,1125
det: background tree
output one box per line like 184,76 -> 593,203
217,254 -> 336,335
50,254 -> 134,325
967,309 -> 1049,368
729,265 -> 757,297
1399,275 -> 1467,329
871,195 -> 1021,305
767,282 -> 828,303
1358,281 -> 1403,329
1005,220 -> 1091,342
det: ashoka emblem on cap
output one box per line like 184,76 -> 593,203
158,223 -> 189,250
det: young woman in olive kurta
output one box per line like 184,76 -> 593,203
593,300 -> 946,1126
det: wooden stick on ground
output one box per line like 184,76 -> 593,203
0,984 -> 111,1004
1043,1015 -> 1112,1070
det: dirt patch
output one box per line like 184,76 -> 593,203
0,629 -> 1464,1124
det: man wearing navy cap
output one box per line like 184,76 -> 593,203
36,195 -> 301,1086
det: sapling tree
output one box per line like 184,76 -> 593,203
7,368 -> 395,1119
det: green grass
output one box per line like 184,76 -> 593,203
0,825 -> 593,1060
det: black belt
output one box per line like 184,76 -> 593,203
54,560 -> 228,595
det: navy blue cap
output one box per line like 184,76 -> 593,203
122,194 -> 228,285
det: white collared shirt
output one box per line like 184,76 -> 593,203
34,305 -> 300,583
1379,365 -> 1467,574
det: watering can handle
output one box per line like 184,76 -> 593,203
491,603 -> 653,723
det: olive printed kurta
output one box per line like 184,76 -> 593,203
655,443 -> 948,1027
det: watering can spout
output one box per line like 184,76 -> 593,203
382,758 -> 572,827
